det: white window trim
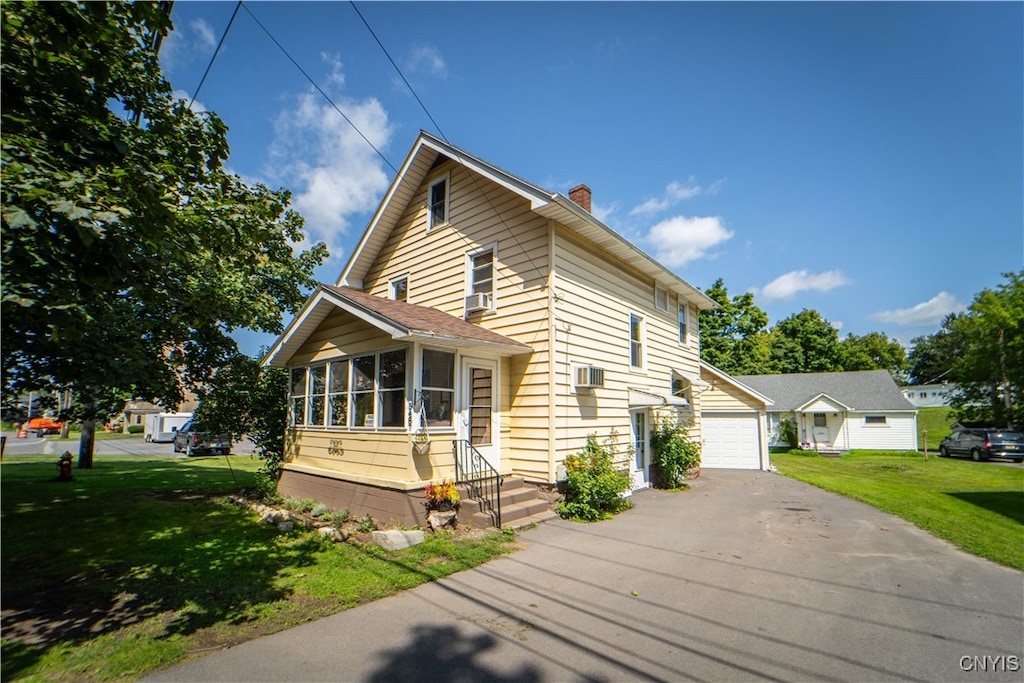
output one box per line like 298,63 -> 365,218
864,415 -> 889,426
654,284 -> 669,312
389,274 -> 410,302
419,346 -> 458,433
629,311 -> 646,372
427,172 -> 450,231
465,243 -> 498,314
678,302 -> 689,346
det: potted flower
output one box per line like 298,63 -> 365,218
423,478 -> 461,511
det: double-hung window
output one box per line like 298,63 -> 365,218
327,359 -> 349,427
428,175 -> 449,229
629,313 -> 645,369
378,350 -> 407,428
471,249 -> 493,297
307,365 -> 326,426
678,304 -> 688,345
421,349 -> 455,428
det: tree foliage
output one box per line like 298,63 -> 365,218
699,278 -> 771,374
1,2 -> 327,465
766,308 -> 841,374
907,314 -> 965,385
837,331 -> 908,381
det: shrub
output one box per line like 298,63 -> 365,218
323,508 -> 349,524
423,478 -> 460,510
356,515 -> 377,533
779,413 -> 799,448
556,434 -> 632,522
127,424 -> 144,434
649,417 -> 701,489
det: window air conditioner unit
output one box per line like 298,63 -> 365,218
575,365 -> 605,389
465,292 -> 492,312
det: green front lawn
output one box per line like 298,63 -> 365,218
773,450 -> 1023,570
1,454 -> 516,682
917,405 -> 956,450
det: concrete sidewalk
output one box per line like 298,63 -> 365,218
146,470 -> 1023,682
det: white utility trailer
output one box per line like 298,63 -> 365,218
144,412 -> 193,443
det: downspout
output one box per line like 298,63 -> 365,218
546,220 -> 558,483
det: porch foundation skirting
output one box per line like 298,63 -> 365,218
277,468 -> 429,529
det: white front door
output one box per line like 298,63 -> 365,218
630,409 -> 650,489
461,358 -> 499,470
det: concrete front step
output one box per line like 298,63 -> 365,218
460,477 -> 556,530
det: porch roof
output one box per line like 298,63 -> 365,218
263,285 -> 532,367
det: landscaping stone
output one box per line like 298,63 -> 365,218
371,529 -> 424,550
277,521 -> 295,532
426,510 -> 458,532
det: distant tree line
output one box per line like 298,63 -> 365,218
699,271 -> 1022,427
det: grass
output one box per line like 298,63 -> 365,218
1,454 -> 517,682
772,450 -> 1024,570
917,406 -> 956,450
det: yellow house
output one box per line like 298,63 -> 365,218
264,131 -> 721,527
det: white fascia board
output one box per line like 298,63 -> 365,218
262,288 -> 334,367
795,393 -> 854,413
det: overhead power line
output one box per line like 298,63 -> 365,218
188,1 -> 241,112
241,2 -> 397,175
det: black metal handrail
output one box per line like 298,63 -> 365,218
453,440 -> 501,528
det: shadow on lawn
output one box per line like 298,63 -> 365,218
1,465 -> 312,680
947,491 -> 1024,525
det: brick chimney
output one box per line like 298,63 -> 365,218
568,184 -> 592,213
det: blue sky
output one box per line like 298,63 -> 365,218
160,1 -> 1023,358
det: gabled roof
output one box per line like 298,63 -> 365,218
339,130 -> 717,310
735,370 -> 915,412
700,362 -> 774,406
263,285 -> 532,367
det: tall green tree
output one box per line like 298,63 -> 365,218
950,272 -> 1023,427
1,2 -> 327,466
699,278 -> 772,374
907,313 -> 965,385
837,331 -> 908,381
767,308 -> 841,374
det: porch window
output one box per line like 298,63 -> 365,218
421,349 -> 454,428
428,175 -> 449,229
327,359 -> 349,427
865,415 -> 887,425
307,365 -> 326,426
813,413 -> 827,428
378,349 -> 407,428
290,368 -> 307,426
629,313 -> 645,369
351,355 -> 376,428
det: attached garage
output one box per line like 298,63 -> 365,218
702,413 -> 762,469
699,363 -> 774,470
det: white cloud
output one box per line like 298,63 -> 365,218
591,201 -> 618,224
160,18 -> 216,73
643,216 -> 733,267
406,45 -> 448,79
872,291 -> 967,326
631,177 -> 724,215
268,73 -> 394,259
758,269 -> 851,301
171,89 -> 206,113
831,320 -> 844,331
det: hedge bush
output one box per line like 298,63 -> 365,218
556,434 -> 632,522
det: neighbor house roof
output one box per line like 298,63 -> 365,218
735,370 -> 915,412
338,130 -> 717,311
263,284 -> 532,367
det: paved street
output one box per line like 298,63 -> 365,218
1,433 -> 255,458
146,470 -> 1023,682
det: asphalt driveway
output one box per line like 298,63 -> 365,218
147,470 -> 1023,682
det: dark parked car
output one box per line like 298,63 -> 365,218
939,428 -> 1024,462
172,420 -> 232,456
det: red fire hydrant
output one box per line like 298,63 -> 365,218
57,451 -> 74,481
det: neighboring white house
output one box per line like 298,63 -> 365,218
736,370 -> 919,452
901,383 -> 957,408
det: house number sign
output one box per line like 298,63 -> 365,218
328,440 -> 345,457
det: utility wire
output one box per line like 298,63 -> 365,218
241,2 -> 397,175
188,1 -> 241,112
348,1 -> 552,297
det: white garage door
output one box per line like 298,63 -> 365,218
701,413 -> 761,469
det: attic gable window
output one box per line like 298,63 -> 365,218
390,276 -> 408,302
428,174 -> 449,229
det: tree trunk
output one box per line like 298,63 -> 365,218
998,328 -> 1014,428
59,389 -> 72,439
77,398 -> 96,469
